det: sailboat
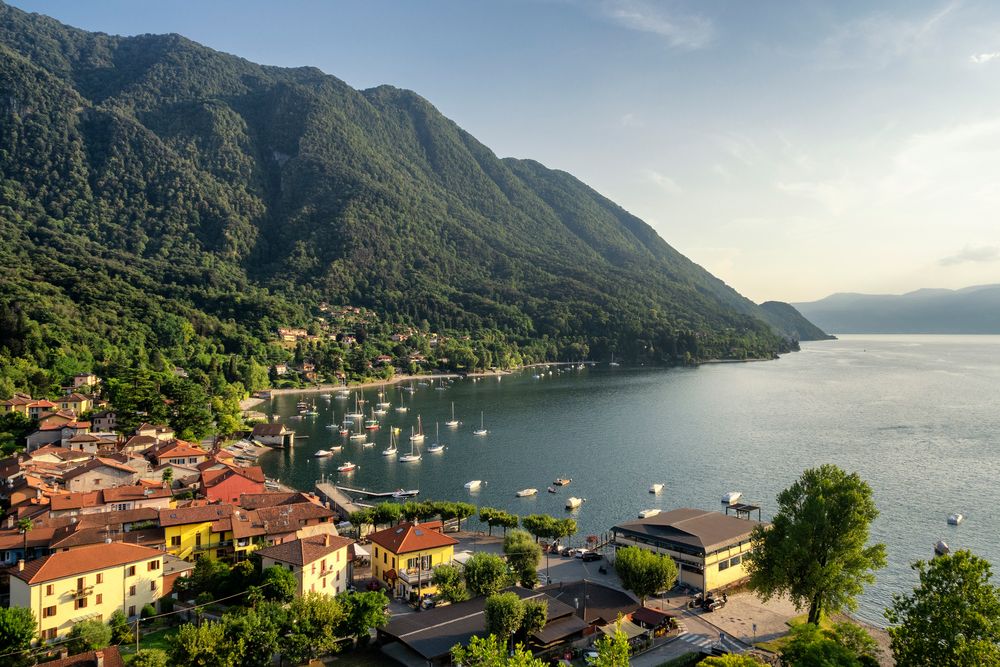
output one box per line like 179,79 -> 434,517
365,407 -> 380,430
410,415 -> 425,443
445,402 -> 460,428
399,434 -> 422,462
395,388 -> 409,413
325,411 -> 338,428
426,422 -> 444,453
377,386 -> 391,410
473,411 -> 488,436
382,431 -> 398,456
609,352 -> 620,367
350,416 -> 367,442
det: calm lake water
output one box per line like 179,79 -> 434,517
259,334 -> 1000,625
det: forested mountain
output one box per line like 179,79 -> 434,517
793,285 -> 1000,334
758,302 -> 835,342
0,1 -> 823,401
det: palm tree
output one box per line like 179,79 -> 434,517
16,517 -> 33,559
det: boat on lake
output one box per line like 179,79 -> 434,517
638,508 -> 660,518
464,480 -> 482,490
446,402 -> 460,427
314,449 -> 334,458
399,433 -> 422,462
382,431 -> 398,457
948,513 -> 964,525
473,411 -> 488,436
393,489 -> 420,498
426,423 -> 444,453
396,389 -> 409,413
365,408 -> 380,430
337,462 -> 357,473
565,497 -> 584,509
553,478 -> 571,486
410,415 -> 425,443
649,483 -> 664,494
722,491 -> 742,504
547,486 -> 557,493
516,488 -> 538,497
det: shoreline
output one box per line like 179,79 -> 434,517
238,361 -> 596,411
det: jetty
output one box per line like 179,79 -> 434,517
335,486 -> 419,498
315,480 -> 369,516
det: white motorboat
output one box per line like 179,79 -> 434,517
649,483 -> 664,494
314,449 -> 334,458
722,491 -> 742,504
464,480 -> 482,490
565,497 -> 584,510
553,478 -> 571,486
516,488 -> 538,497
393,489 -> 420,498
337,462 -> 357,473
948,513 -> 964,525
638,508 -> 661,518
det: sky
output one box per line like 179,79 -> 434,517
11,0 -> 1000,302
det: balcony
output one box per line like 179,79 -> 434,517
396,567 -> 433,584
72,586 -> 94,599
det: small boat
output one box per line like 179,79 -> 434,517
362,441 -> 374,448
446,402 -> 460,428
464,480 -> 482,490
393,489 -> 420,498
649,483 -> 664,494
516,488 -> 538,497
325,423 -> 338,429
382,432 -> 398,456
547,486 -> 557,493
565,497 -> 584,510
314,449 -> 334,458
295,401 -> 308,410
473,411 -> 488,436
533,374 -> 541,379
335,390 -> 350,400
638,508 -> 661,518
365,408 -> 380,430
722,491 -> 742,505
399,436 -> 421,463
396,389 -> 409,413
935,540 -> 951,556
553,478 -> 571,486
338,424 -> 350,436
609,352 -> 620,367
948,513 -> 964,525
337,462 -> 357,473
426,422 -> 444,453
410,415 -> 426,443
321,393 -> 331,399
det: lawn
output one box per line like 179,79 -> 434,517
118,626 -> 179,663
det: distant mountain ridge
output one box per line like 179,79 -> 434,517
793,285 -> 1000,334
0,0 -> 827,375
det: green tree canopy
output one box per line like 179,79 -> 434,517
130,649 -> 169,667
464,552 -> 512,598
484,592 -> 526,649
614,545 -> 678,603
170,620 -> 243,667
700,655 -> 768,666
0,607 -> 36,667
886,550 -> 1000,667
432,563 -> 469,604
261,565 -> 297,602
592,621 -> 630,667
337,590 -> 389,643
504,529 -> 542,588
451,634 -> 545,666
67,618 -> 112,655
780,622 -> 876,667
745,464 -> 887,624
280,592 -> 345,664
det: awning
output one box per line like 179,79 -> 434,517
351,543 -> 370,558
599,619 -> 647,640
631,606 -> 671,628
532,615 -> 590,645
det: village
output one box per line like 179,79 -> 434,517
0,370 -> 904,667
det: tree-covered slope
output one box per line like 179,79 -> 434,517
0,1 -> 812,398
758,302 -> 834,341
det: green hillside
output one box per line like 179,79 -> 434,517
0,1 -> 813,407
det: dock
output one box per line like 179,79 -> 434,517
315,481 -> 370,517
335,486 -> 419,498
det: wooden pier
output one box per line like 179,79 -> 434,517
315,481 -> 370,517
335,486 -> 419,498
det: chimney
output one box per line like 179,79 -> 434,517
95,649 -> 104,667
17,559 -> 24,571
324,534 -> 330,547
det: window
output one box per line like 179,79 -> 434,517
96,594 -> 102,604
43,606 -> 56,618
383,553 -> 387,564
42,628 -> 57,641
188,457 -> 197,464
311,563 -> 316,575
336,571 -> 340,581
45,584 -> 53,596
729,555 -> 742,567
126,566 -> 136,577
320,559 -> 326,571
195,533 -> 202,547
322,578 -> 326,588
129,585 -> 136,596
77,577 -> 85,590
96,573 -> 103,584
129,605 -> 136,617
75,597 -> 88,610
150,581 -> 156,591
718,560 -> 730,571
374,547 -> 378,557
170,536 -> 181,547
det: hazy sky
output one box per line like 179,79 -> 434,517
13,0 -> 1000,302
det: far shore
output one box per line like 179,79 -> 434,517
238,361 -> 594,411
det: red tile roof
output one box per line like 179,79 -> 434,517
37,646 -> 124,667
158,504 -> 233,527
9,543 -> 162,584
256,533 -> 353,566
369,521 -> 457,554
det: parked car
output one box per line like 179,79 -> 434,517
581,551 -> 602,562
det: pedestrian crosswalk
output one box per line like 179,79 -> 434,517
677,632 -> 715,650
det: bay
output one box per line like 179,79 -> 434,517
259,334 -> 1000,626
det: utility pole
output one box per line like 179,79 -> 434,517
135,618 -> 140,655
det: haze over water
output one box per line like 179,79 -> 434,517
260,334 -> 1000,626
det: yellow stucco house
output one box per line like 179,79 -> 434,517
611,508 -> 764,593
9,542 -> 164,642
256,534 -> 354,596
369,521 -> 457,601
159,505 -> 242,561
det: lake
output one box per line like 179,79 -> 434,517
258,334 -> 1000,626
